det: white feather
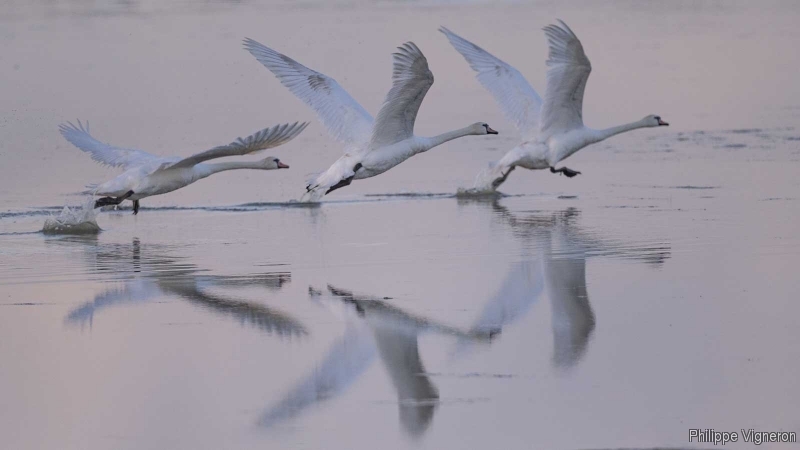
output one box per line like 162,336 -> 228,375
439,27 -> 542,140
369,42 -> 434,148
539,20 -> 592,139
243,38 -> 373,150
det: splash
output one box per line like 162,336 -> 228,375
42,197 -> 101,235
299,188 -> 325,203
457,162 -> 507,196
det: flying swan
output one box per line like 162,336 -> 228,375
243,38 -> 499,200
440,21 -> 668,191
60,121 -> 308,214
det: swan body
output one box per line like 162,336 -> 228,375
440,22 -> 668,192
243,39 -> 498,199
60,121 -> 307,213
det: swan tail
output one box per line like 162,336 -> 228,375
301,171 -> 338,202
301,159 -> 357,202
304,171 -> 323,190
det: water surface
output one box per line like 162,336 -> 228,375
1,1 -> 799,449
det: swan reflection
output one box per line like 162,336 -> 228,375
260,285 -> 489,438
456,199 -> 670,370
62,237 -> 305,337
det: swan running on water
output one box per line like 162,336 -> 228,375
440,21 -> 669,192
243,39 -> 499,200
60,121 -> 308,214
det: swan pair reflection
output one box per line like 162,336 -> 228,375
260,203 -> 669,437
456,200 -> 669,368
57,203 -> 669,439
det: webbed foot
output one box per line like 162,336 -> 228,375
550,167 -> 581,178
94,190 -> 134,209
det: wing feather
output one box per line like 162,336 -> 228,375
539,20 -> 592,139
166,122 -> 308,169
439,27 -> 542,139
369,42 -> 434,148
59,120 -> 161,170
243,38 -> 373,149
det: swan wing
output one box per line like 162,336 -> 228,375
439,27 -> 542,139
369,42 -> 434,148
59,120 -> 162,170
243,38 -> 373,149
539,20 -> 592,139
165,122 -> 308,170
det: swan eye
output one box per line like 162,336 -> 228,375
273,159 -> 279,163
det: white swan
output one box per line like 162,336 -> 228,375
60,121 -> 308,214
243,39 -> 499,200
440,21 -> 669,192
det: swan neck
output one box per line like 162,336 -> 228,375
201,161 -> 264,177
422,126 -> 474,151
592,120 -> 648,142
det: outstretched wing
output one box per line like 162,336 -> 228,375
369,42 -> 434,148
440,27 -> 542,140
59,120 -> 162,170
165,122 -> 308,169
539,20 -> 592,139
243,38 -> 373,149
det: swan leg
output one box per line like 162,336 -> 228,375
94,190 -> 134,209
549,166 -> 581,178
325,176 -> 354,195
325,163 -> 362,195
492,166 -> 516,189
132,200 -> 140,215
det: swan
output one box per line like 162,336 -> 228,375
440,21 -> 669,192
59,120 -> 308,214
243,38 -> 499,200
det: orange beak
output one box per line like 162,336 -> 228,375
277,161 -> 290,169
486,126 -> 498,135
657,118 -> 669,126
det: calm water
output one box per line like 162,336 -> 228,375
1,1 -> 799,449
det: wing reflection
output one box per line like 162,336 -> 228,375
64,278 -> 163,330
260,285 -> 488,438
258,324 -> 377,428
546,250 -> 595,369
157,279 -> 306,337
61,237 -> 305,337
452,259 -> 544,358
457,199 -> 670,370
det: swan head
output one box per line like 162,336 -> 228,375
643,115 -> 669,127
261,157 -> 290,170
472,122 -> 499,135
